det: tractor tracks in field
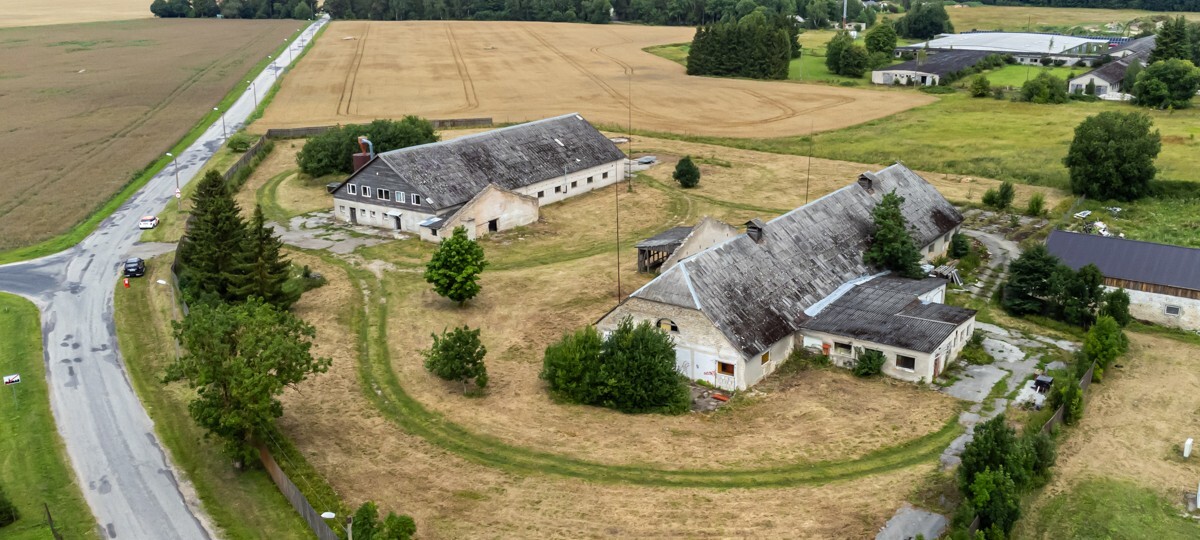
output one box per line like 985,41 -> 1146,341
0,30 -> 276,221
445,24 -> 479,113
337,22 -> 370,117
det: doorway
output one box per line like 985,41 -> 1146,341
487,218 -> 499,232
349,207 -> 357,225
394,215 -> 402,230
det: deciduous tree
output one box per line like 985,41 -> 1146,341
967,467 -> 1021,537
1101,288 -> 1131,327
423,326 -> 489,392
297,117 -> 438,177
863,190 -> 923,279
824,31 -> 854,74
165,298 -> 330,465
864,22 -> 897,55
1064,111 -> 1161,201
1133,58 -> 1200,109
424,226 -> 488,305
894,1 -> 953,40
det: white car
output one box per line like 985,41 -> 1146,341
138,215 -> 160,229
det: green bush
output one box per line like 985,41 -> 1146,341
227,132 -> 258,152
1025,192 -> 1045,217
1021,72 -> 1069,104
351,500 -> 416,540
852,348 -> 886,377
0,483 -> 18,527
674,156 -> 701,188
780,347 -> 831,374
423,326 -> 489,392
959,331 -> 994,365
1050,379 -> 1085,425
296,117 -> 438,177
541,318 -> 690,414
949,233 -> 971,258
919,85 -> 956,94
1101,289 -> 1132,327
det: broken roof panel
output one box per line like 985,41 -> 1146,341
631,163 -> 964,357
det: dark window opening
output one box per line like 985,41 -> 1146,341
897,355 -> 916,370
657,319 -> 678,333
488,219 -> 499,232
717,362 -> 735,376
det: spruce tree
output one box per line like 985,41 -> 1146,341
178,170 -> 247,304
863,191 -> 923,279
673,156 -> 701,188
230,205 -> 297,310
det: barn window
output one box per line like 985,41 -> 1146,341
363,186 -> 373,198
896,355 -> 916,371
339,205 -> 346,215
571,181 -> 577,188
1166,305 -> 1181,316
537,191 -> 544,198
834,342 -> 852,355
396,191 -> 405,202
431,228 -> 438,237
761,351 -> 771,365
657,319 -> 678,333
717,362 -> 735,376
555,186 -> 562,193
347,184 -> 357,195
411,194 -> 421,205
587,176 -> 594,184
370,211 -> 376,218
927,245 -> 934,254
603,172 -> 609,179
378,189 -> 390,200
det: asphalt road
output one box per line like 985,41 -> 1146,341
0,17 -> 327,539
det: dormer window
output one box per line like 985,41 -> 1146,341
745,219 -> 766,244
363,186 -> 373,198
411,194 -> 421,205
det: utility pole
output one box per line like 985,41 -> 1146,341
842,0 -> 847,30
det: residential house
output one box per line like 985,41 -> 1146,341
1046,230 -> 1200,331
1068,36 -> 1155,96
598,164 -> 976,391
329,113 -> 626,242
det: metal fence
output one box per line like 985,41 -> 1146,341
1040,361 -> 1097,435
257,443 -> 339,540
263,117 -> 493,139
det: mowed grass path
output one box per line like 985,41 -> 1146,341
0,293 -> 96,540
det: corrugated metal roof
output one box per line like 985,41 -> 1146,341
878,50 -> 994,77
899,32 -> 1108,55
1045,230 -> 1200,292
631,163 -> 964,357
636,227 -> 693,250
336,113 -> 625,211
803,277 -> 974,353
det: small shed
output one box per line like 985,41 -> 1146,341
636,226 -> 692,273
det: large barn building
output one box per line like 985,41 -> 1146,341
1046,230 -> 1200,331
896,32 -> 1110,67
329,113 -> 626,242
599,164 -> 976,391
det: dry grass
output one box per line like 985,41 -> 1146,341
947,5 -> 1200,33
0,19 -> 299,250
278,254 -> 949,539
257,20 -> 933,138
1018,332 -> 1200,536
236,142 -> 302,215
2,0 -> 151,28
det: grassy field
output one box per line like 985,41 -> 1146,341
646,31 -> 890,85
947,5 -> 1200,33
1016,332 -> 1200,538
978,64 -> 1081,88
0,293 -> 96,540
0,19 -> 302,258
258,20 -> 932,138
112,260 -> 313,540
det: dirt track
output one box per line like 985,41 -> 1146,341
258,21 -> 934,137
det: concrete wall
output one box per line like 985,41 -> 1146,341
419,186 -> 539,243
1120,287 -> 1200,331
333,196 -> 438,232
803,314 -> 974,383
872,69 -> 939,86
514,160 -> 625,206
662,217 -> 739,271
598,298 -> 748,391
920,225 -> 959,261
1069,73 -> 1115,95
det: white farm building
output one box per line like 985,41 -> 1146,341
329,113 -> 626,242
896,32 -> 1110,67
599,164 -> 977,391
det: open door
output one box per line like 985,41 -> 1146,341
394,215 -> 402,230
488,218 -> 499,232
349,207 -> 358,225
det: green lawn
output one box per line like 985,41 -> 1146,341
1017,478 -> 1200,539
978,64 -> 1081,88
112,262 -> 313,540
0,293 -> 96,540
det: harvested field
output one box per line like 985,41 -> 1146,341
278,255 -> 949,539
3,0 -> 150,28
0,19 -> 297,250
948,5 -> 1200,33
257,20 -> 933,138
1017,332 -> 1200,538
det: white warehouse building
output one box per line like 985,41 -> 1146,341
329,113 -> 627,242
896,32 -> 1110,67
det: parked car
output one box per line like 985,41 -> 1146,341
138,215 -> 160,229
124,258 -> 146,278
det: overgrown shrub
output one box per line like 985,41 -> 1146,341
949,233 -> 970,258
227,132 -> 258,152
960,331 -> 994,365
1025,192 -> 1045,217
919,85 -> 956,94
852,348 -> 886,377
0,483 -> 17,527
1021,72 -> 1069,104
541,317 -> 690,414
1051,379 -> 1085,425
969,75 -> 991,97
352,500 -> 416,540
781,347 -> 831,374
423,325 -> 489,392
1101,289 -> 1132,327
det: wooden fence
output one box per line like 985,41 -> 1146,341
1040,361 -> 1096,435
263,117 -> 493,139
222,136 -> 269,183
258,443 -> 339,540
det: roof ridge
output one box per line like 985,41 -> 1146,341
378,113 -> 583,158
